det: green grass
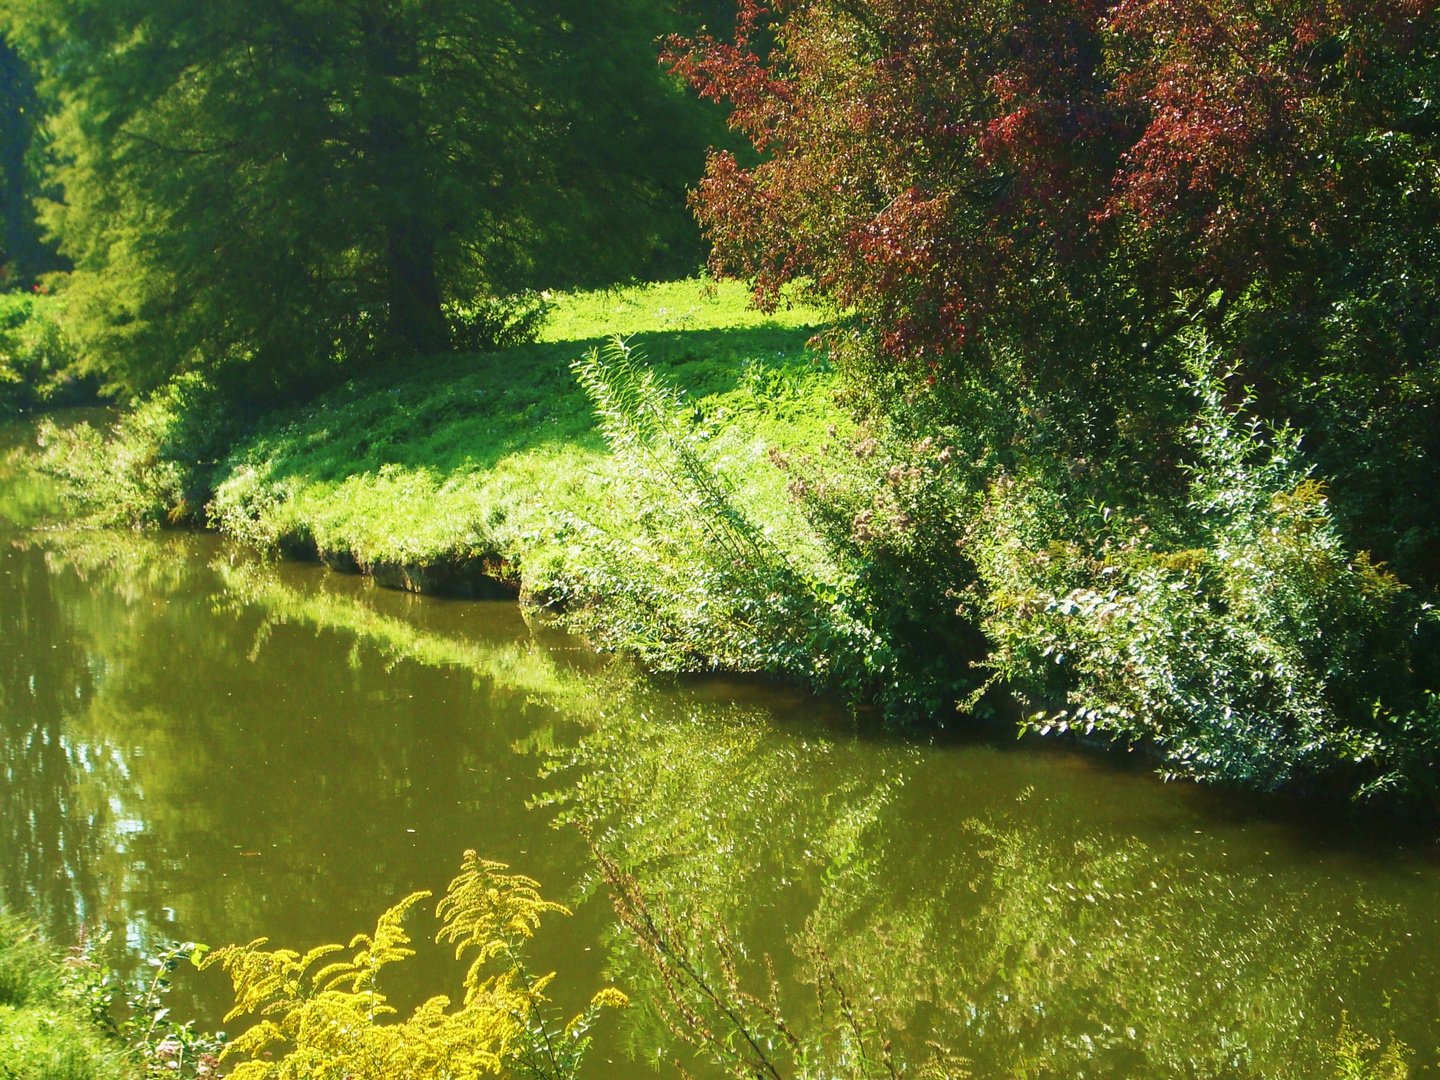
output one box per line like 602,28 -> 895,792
0,915 -> 131,1080
534,277 -> 818,342
210,278 -> 846,600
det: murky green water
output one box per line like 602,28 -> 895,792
3,416 -> 1439,1078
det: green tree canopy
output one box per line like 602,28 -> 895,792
6,0 -> 724,397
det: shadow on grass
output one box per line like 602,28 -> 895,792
241,324 -> 827,487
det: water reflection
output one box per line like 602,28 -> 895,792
0,539 -> 116,939
545,689 -> 1440,1078
1,420 -> 1438,1078
0,521 -> 610,1029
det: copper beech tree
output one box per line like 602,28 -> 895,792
667,0 -> 1440,373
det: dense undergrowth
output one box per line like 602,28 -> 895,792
972,334 -> 1440,801
25,277 -> 1440,808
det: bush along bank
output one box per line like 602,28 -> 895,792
969,333 -> 1440,804
28,280 -> 1440,809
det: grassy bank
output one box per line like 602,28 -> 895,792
209,279 -> 841,608
37,279 -> 882,682
0,915 -> 129,1080
209,279 -> 839,597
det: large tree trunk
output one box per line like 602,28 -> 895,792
361,4 -> 446,354
385,222 -> 446,354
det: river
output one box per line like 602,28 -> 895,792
2,415 -> 1438,1078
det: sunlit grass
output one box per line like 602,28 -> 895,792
536,277 -> 820,342
209,278 -> 843,589
0,915 -> 130,1080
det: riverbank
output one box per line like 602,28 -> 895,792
0,915 -> 130,1080
209,280 -> 839,604
33,279 -> 866,676
22,275 -> 1440,804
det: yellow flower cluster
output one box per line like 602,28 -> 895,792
202,851 -> 626,1080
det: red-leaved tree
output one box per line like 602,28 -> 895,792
667,0 -> 1438,372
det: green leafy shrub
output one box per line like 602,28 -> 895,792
36,373 -> 244,527
0,292 -> 88,414
974,331 -> 1440,801
111,940 -> 227,1080
778,407 -> 996,718
563,337 -> 877,690
561,337 -> 990,716
445,293 -> 551,354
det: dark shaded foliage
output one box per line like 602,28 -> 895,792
0,34 -> 61,287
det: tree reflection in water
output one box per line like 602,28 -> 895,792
0,541 -> 117,940
2,518 -> 1437,1079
